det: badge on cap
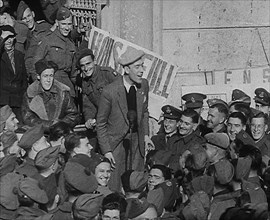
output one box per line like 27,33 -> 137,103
166,181 -> 172,187
191,97 -> 195,103
166,106 -> 171,114
259,92 -> 264,98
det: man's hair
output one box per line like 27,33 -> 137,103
228,112 -> 247,126
211,103 -> 229,119
64,132 -> 88,154
102,192 -> 127,215
181,109 -> 199,124
251,112 -> 268,125
150,164 -> 172,180
49,121 -> 72,141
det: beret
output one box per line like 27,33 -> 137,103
125,198 -> 150,219
35,145 -> 60,170
0,131 -> 18,150
182,93 -> 206,109
35,59 -> 58,75
149,150 -> 173,167
254,88 -> 270,106
16,1 -> 29,20
205,132 -> 230,150
18,124 -> 45,150
235,156 -> 252,180
89,152 -> 111,173
161,105 -> 182,120
119,46 -> 145,66
73,194 -> 103,219
18,177 -> 48,204
229,89 -> 251,107
0,25 -> 16,37
0,154 -> 18,177
121,170 -> 148,193
64,161 -> 98,193
0,105 -> 13,133
207,98 -> 228,109
191,175 -> 214,197
56,7 -> 71,21
214,159 -> 234,185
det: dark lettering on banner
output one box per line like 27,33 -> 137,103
263,68 -> 270,83
95,33 -> 104,58
153,61 -> 167,95
105,38 -> 115,67
146,55 -> 157,82
150,59 -> 163,92
161,65 -> 174,98
243,70 -> 251,84
97,36 -> 109,65
102,37 -> 112,66
113,42 -> 124,73
225,71 -> 232,84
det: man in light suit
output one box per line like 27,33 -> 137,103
96,47 -> 153,191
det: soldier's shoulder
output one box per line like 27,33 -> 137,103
99,66 -> 118,76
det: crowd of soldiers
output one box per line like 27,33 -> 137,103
1,0 -> 270,219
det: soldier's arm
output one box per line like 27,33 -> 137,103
82,94 -> 97,121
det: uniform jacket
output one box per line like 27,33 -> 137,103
96,76 -> 149,155
15,157 -> 39,178
151,132 -> 180,151
34,29 -> 76,97
21,80 -> 80,130
256,134 -> 270,157
81,65 -> 119,120
0,45 -> 27,107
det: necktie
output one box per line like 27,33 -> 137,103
7,50 -> 15,74
128,85 -> 137,111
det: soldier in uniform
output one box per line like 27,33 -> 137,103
151,105 -> 182,151
254,88 -> 270,133
182,92 -> 209,134
76,48 -> 120,130
33,7 -> 77,97
228,89 -> 251,115
203,98 -> 229,136
16,0 -> 52,82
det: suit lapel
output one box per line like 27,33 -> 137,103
2,52 -> 14,75
29,96 -> 49,120
136,87 -> 144,124
117,78 -> 128,125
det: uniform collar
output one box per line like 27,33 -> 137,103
123,75 -> 137,92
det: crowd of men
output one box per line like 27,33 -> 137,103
1,0 -> 270,219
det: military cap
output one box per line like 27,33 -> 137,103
0,172 -> 22,210
16,1 -> 29,20
18,177 -> 48,204
235,130 -> 255,147
56,7 -> 71,21
229,89 -> 251,107
35,145 -> 60,170
64,161 -> 98,193
191,148 -> 208,170
241,180 -> 267,204
35,59 -> 58,75
0,25 -> 17,37
121,170 -> 148,193
89,152 -> 111,174
254,88 -> 270,106
125,198 -> 150,219
73,194 -> 103,219
0,105 -> 13,132
0,155 -> 18,177
119,46 -> 145,66
235,156 -> 252,180
182,191 -> 210,220
0,131 -> 18,150
191,175 -> 214,197
150,150 -> 173,166
205,133 -> 230,150
18,124 -> 45,150
161,105 -> 182,120
182,93 -> 206,109
76,48 -> 94,67
214,159 -> 234,185
207,98 -> 228,109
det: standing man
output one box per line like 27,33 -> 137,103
21,58 -> 80,131
76,48 -> 119,130
96,47 -> 152,191
33,7 -> 76,97
0,25 -> 27,123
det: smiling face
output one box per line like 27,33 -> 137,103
179,115 -> 196,136
79,55 -> 95,77
227,117 -> 246,141
22,8 -> 35,29
4,35 -> 15,51
250,117 -> 268,141
207,107 -> 225,130
163,118 -> 179,135
124,58 -> 145,84
95,162 -> 111,186
57,16 -> 72,37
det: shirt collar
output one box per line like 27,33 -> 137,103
37,82 -> 58,94
123,76 -> 137,92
